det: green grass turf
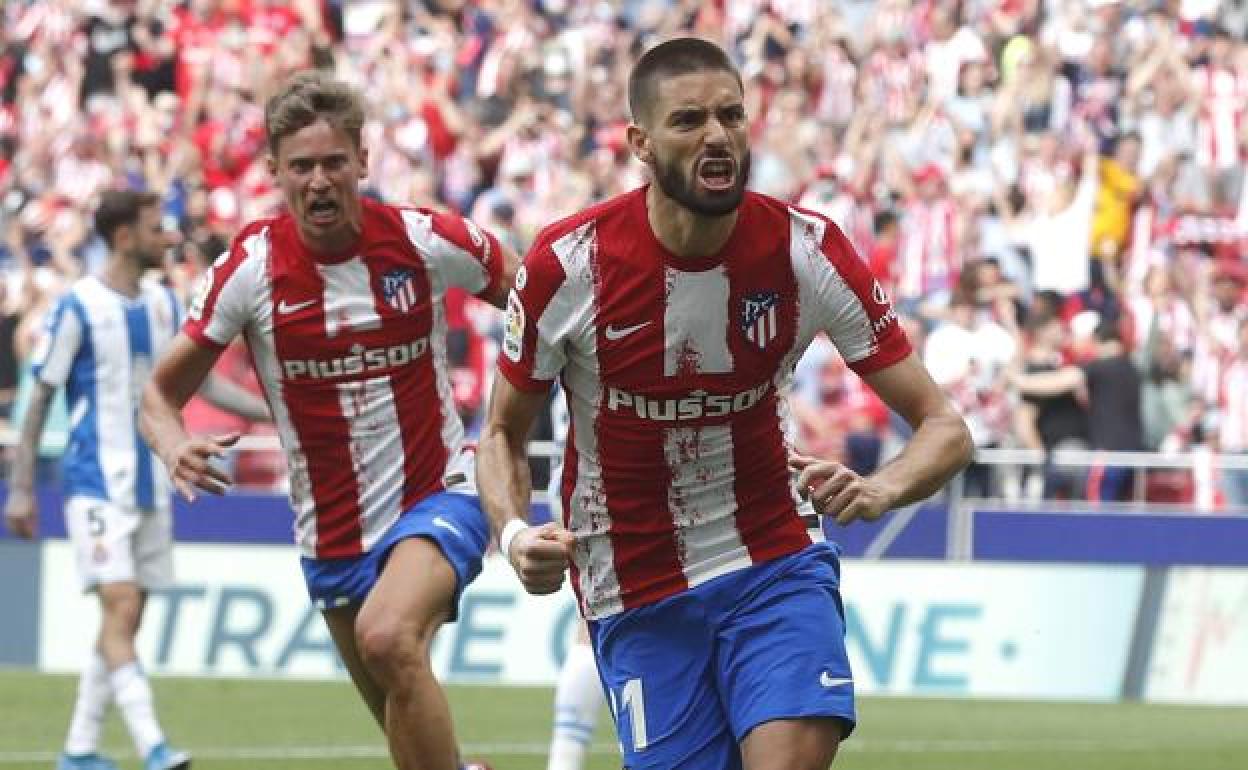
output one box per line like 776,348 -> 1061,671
1,671 -> 1246,769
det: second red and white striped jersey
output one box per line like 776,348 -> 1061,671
499,188 -> 911,619
1195,65 -> 1246,171
184,198 -> 504,559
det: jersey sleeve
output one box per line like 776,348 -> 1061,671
417,209 -> 506,299
806,218 -> 912,376
496,231 -> 569,392
29,293 -> 83,388
183,225 -> 264,349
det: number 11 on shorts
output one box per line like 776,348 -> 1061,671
610,677 -> 648,751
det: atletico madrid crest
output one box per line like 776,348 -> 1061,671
381,268 -> 419,313
741,291 -> 779,349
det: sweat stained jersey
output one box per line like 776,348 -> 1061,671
499,188 -> 910,619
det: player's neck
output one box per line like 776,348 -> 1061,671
100,253 -> 144,298
645,185 -> 738,260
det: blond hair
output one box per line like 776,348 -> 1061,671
264,70 -> 366,156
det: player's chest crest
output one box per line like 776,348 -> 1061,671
599,273 -> 791,382
273,260 -> 428,340
379,268 -> 421,314
739,291 -> 781,350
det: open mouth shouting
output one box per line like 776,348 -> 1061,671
306,197 -> 340,226
697,155 -> 737,192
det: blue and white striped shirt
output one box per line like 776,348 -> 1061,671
30,275 -> 182,511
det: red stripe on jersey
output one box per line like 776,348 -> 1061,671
358,250 -> 447,512
722,215 -> 808,559
593,214 -> 685,608
560,419 -> 584,610
732,389 -> 809,559
267,231 -> 363,558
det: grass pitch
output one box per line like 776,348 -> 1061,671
1,671 -> 1245,769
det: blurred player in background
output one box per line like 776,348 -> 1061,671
139,71 -> 516,770
543,387 -> 606,770
478,38 -> 971,769
4,190 -> 270,770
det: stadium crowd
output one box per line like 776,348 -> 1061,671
1,0 -> 1247,507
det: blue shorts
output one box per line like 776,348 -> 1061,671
300,492 -> 490,621
589,543 -> 855,769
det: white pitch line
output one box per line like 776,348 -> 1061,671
0,737 -> 1245,763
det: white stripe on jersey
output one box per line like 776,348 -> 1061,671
548,223 -> 622,618
532,222 -> 598,379
337,376 -> 406,552
789,208 -> 879,365
401,210 -> 492,297
663,267 -> 733,376
88,285 -> 142,510
402,211 -> 467,470
228,231 -> 318,551
664,424 -> 752,586
659,266 -> 751,585
320,259 -> 382,337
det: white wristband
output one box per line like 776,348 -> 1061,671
499,518 -> 529,561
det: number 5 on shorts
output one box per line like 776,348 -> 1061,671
87,506 -> 106,536
610,677 -> 648,751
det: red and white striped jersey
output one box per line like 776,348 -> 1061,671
184,197 -> 504,559
499,188 -> 911,619
1195,66 -> 1246,171
898,198 -> 959,302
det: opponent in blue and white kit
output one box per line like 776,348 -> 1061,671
5,190 -> 269,770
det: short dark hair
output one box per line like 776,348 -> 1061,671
265,70 -> 366,157
1095,318 -> 1123,344
94,190 -> 161,247
627,37 -> 742,124
873,209 -> 899,233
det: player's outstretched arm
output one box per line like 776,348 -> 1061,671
2,380 -> 56,539
476,374 -> 573,595
793,353 -> 972,526
140,332 -> 236,501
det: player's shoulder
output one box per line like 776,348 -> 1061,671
377,198 -> 491,252
532,187 -> 641,253
224,215 -> 284,262
775,197 -> 859,264
53,274 -> 113,314
745,192 -> 839,237
139,275 -> 177,303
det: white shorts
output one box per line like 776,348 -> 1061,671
65,497 -> 174,591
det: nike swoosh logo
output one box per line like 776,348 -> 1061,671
433,516 -> 463,538
820,673 -> 853,688
277,298 -> 316,315
604,321 -> 651,341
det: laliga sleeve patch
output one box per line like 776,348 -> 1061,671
503,289 -> 525,362
187,268 -> 214,321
